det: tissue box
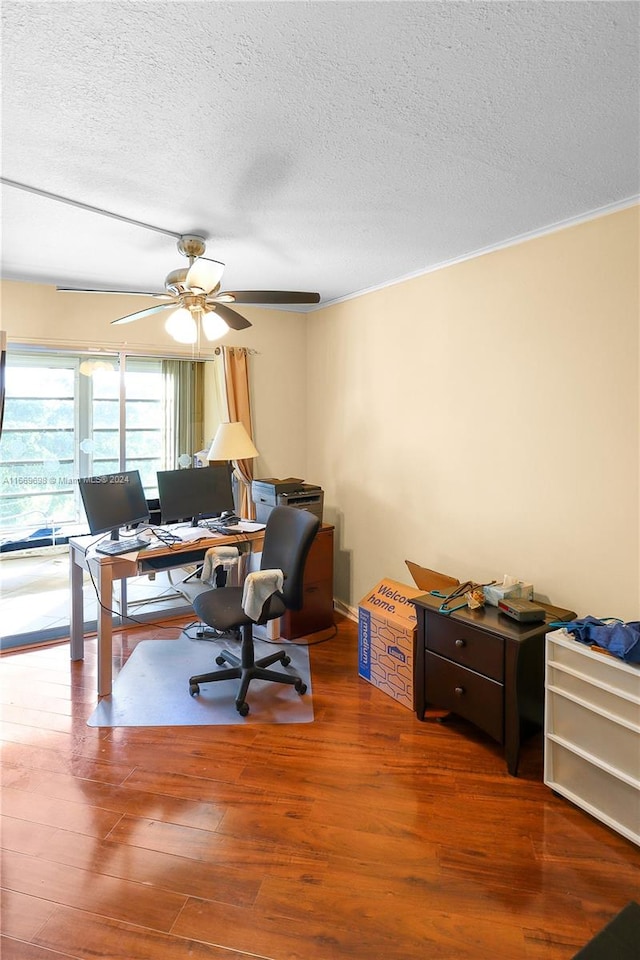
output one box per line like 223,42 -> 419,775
483,580 -> 533,607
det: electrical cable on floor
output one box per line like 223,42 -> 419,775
167,564 -> 204,589
258,623 -> 338,646
80,542 -> 191,632
182,621 -> 336,645
182,620 -> 216,640
79,536 -> 338,641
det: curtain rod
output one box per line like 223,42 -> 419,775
5,338 -> 258,359
213,346 -> 258,356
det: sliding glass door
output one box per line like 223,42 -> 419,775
0,348 -> 206,648
1,352 -> 80,541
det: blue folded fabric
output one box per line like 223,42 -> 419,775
563,616 -> 640,663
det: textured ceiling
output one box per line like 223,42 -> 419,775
1,1 -> 639,310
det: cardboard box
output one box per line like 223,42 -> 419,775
405,561 -> 460,596
358,565 -> 461,710
358,578 -> 423,710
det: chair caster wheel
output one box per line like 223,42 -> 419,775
236,700 -> 250,717
295,680 -> 307,695
281,654 -> 291,666
189,683 -> 200,697
215,655 -> 225,665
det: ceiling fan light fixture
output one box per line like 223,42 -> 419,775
185,257 -> 225,295
201,310 -> 230,341
79,359 -> 116,377
165,307 -> 197,343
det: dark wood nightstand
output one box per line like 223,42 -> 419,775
412,593 -> 575,776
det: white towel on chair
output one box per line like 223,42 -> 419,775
242,568 -> 284,620
201,546 -> 240,586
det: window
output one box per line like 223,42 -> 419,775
90,358 -> 165,496
0,350 -> 201,543
1,354 -> 78,538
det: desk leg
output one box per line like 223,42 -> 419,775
97,562 -> 114,697
69,547 -> 85,661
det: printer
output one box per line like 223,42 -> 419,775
251,478 -> 324,523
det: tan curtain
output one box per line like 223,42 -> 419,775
161,360 -> 205,468
192,362 -> 205,456
221,346 -> 256,519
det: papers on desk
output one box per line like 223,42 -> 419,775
169,526 -> 212,542
206,521 -> 266,535
159,521 -> 265,543
87,544 -> 142,560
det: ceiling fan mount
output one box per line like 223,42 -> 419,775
163,236 -> 223,298
176,234 -> 208,259
164,268 -> 190,296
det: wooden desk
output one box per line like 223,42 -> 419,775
69,530 -> 265,697
412,593 -> 575,776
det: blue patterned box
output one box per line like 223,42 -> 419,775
358,578 -> 422,710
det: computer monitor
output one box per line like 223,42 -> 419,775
156,465 -> 235,525
78,470 -> 149,540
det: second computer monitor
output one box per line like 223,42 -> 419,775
157,465 -> 235,525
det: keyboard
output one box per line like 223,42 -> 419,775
95,536 -> 150,556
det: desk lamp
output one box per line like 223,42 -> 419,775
206,421 -> 259,517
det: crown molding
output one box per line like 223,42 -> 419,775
314,196 -> 640,311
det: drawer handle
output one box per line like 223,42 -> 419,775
454,686 -> 465,696
455,638 -> 466,648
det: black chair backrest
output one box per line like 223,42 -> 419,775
260,506 -> 320,611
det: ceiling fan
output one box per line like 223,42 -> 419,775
0,179 -> 321,341
57,234 -> 321,344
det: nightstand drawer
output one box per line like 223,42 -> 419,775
426,651 -> 504,743
426,614 -> 504,682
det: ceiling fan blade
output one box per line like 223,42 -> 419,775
57,286 -> 171,298
111,302 -> 176,325
210,302 -> 252,331
216,290 -> 321,305
185,257 -> 225,295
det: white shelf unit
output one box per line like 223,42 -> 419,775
544,629 -> 640,846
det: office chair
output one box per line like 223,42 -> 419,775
189,505 -> 321,716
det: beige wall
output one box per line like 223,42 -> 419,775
0,281 -> 310,483
3,205 -> 639,620
307,206 -> 640,620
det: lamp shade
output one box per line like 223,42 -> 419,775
206,421 -> 259,462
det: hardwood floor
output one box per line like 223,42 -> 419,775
1,613 -> 639,959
